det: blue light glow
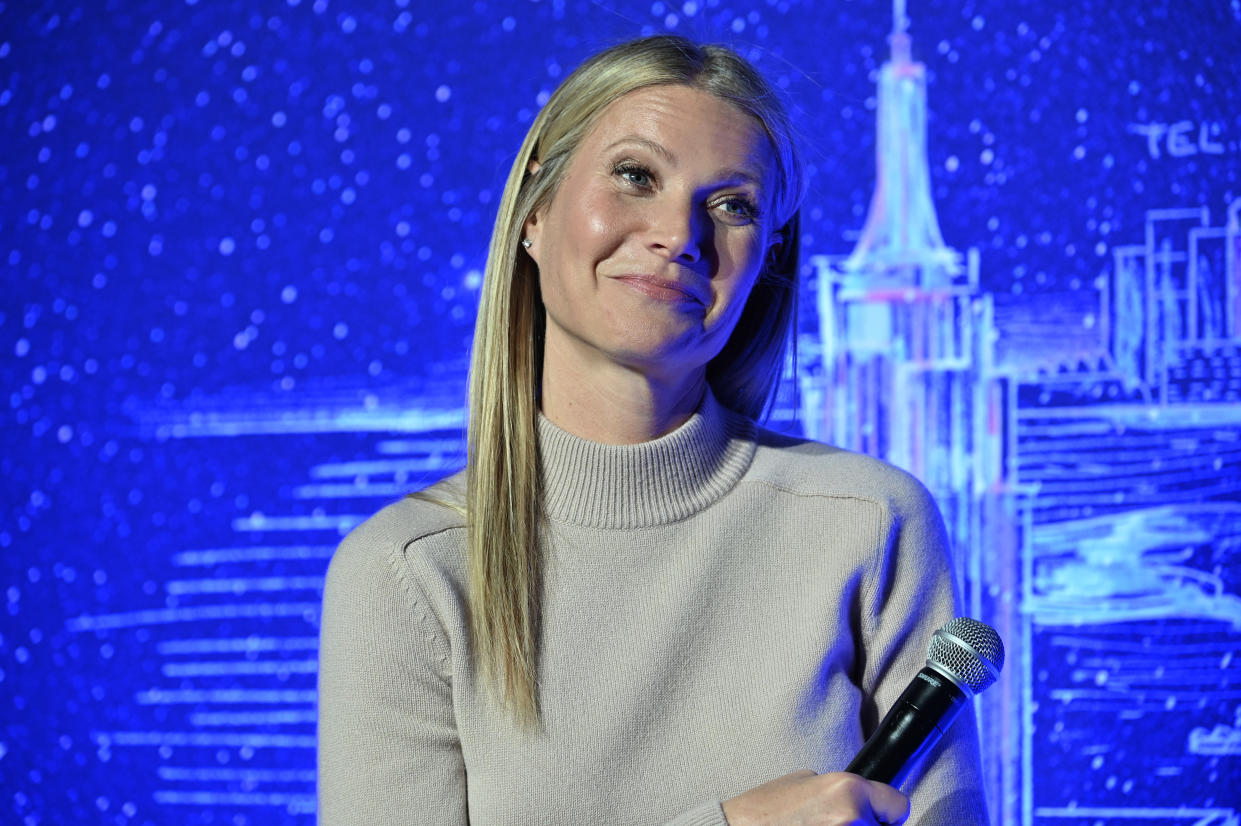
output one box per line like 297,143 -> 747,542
3,0 -> 1238,822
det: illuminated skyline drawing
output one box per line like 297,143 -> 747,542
803,1 -> 1241,822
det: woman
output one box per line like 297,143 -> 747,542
318,35 -> 988,826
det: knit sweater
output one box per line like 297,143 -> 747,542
317,391 -> 989,825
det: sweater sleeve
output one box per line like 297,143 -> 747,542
317,523 -> 467,825
662,801 -> 730,826
860,474 -> 991,826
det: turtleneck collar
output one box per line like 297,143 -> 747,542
536,388 -> 757,529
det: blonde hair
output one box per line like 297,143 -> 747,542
466,34 -> 805,724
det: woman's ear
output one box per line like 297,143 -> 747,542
765,229 -> 784,269
522,160 -> 544,258
766,213 -> 799,274
522,212 -> 542,259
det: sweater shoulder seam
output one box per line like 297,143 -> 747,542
384,526 -> 465,680
741,477 -> 893,686
738,477 -> 892,509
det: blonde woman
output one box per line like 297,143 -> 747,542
318,35 -> 988,826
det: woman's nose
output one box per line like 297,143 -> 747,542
646,198 -> 708,264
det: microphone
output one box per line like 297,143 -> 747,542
845,617 -> 1004,788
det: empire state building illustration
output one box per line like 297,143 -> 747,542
806,0 -> 1003,592
802,0 -> 1014,815
842,0 -> 962,282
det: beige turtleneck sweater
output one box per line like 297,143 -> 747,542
317,391 -> 989,825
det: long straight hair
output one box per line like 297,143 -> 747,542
466,35 -> 805,725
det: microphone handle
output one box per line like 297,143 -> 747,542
845,665 -> 969,788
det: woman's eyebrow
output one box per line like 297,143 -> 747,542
604,135 -> 765,187
604,135 -> 675,162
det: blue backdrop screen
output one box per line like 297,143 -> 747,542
3,1 -> 1240,823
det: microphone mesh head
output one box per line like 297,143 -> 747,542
927,617 -> 1005,696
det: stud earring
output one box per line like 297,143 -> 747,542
521,238 -> 532,249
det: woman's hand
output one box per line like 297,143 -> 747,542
721,770 -> 910,826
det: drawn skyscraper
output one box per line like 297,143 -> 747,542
805,0 -> 1010,607
842,0 -> 961,283
803,0 -> 1018,817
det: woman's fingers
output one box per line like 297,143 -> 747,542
721,770 -> 911,826
859,775 -> 911,825
816,772 -> 910,825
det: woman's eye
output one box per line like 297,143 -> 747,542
718,197 -> 759,221
615,164 -> 653,188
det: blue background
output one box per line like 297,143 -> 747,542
3,0 -> 1240,823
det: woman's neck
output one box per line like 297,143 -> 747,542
540,355 -> 707,445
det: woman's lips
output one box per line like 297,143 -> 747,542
611,275 -> 704,305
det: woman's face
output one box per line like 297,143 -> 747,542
524,84 -> 780,387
